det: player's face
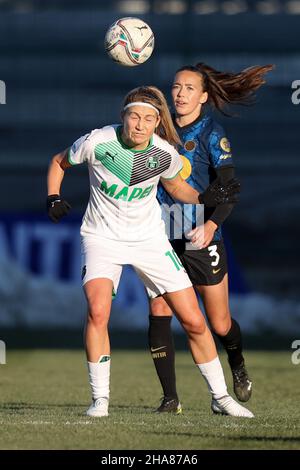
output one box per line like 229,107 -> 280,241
122,106 -> 160,150
172,71 -> 208,119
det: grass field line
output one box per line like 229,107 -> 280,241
0,419 -> 281,429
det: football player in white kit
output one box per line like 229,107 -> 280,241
47,86 -> 253,418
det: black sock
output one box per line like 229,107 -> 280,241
215,318 -> 244,369
148,315 -> 178,400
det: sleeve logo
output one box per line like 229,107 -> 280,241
220,137 -> 231,153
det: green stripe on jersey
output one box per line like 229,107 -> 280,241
95,141 -> 135,185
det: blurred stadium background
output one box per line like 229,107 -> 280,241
0,0 -> 300,348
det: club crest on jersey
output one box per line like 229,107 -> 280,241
146,155 -> 160,170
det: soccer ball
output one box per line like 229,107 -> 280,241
104,17 -> 155,67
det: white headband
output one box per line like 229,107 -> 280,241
124,101 -> 160,115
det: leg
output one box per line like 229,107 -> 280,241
84,278 -> 113,362
163,287 -> 217,364
134,236 -> 253,417
149,297 -> 181,413
84,278 -> 113,417
164,287 -> 253,417
196,275 -> 252,402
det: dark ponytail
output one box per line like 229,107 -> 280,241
176,63 -> 274,116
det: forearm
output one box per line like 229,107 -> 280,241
209,203 -> 234,227
47,151 -> 69,195
209,165 -> 236,226
163,179 -> 200,204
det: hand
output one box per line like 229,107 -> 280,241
200,177 -> 241,207
187,220 -> 217,249
47,194 -> 71,223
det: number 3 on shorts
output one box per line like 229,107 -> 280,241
165,249 -> 183,271
208,244 -> 220,267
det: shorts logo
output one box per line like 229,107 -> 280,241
220,137 -> 231,153
212,268 -> 221,274
146,155 -> 160,170
81,265 -> 87,280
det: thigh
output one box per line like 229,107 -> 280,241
163,286 -> 205,325
133,235 -> 192,299
84,278 -> 114,318
81,235 -> 123,297
196,274 -> 231,324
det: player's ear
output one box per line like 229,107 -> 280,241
155,116 -> 161,129
200,92 -> 208,105
120,110 -> 125,122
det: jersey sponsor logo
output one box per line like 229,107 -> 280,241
100,180 -> 154,201
184,140 -> 196,152
146,155 -> 160,170
219,153 -> 232,160
220,137 -> 231,153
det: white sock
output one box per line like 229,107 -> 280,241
87,355 -> 110,401
197,356 -> 228,400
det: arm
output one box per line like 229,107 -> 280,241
189,166 -> 237,248
160,172 -> 239,207
47,148 -> 71,195
47,149 -> 72,223
209,166 -> 236,227
160,174 -> 200,204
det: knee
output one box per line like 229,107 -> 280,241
150,297 -> 173,317
210,317 -> 231,337
181,314 -> 207,336
87,302 -> 110,328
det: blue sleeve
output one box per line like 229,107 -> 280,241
208,123 -> 234,169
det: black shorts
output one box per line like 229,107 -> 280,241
170,239 -> 228,286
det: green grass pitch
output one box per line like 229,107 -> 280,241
0,350 -> 299,450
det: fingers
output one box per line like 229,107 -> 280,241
188,226 -> 205,247
47,200 -> 71,223
187,228 -> 197,237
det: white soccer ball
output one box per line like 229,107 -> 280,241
104,17 -> 155,67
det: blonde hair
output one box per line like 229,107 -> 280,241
123,86 -> 181,147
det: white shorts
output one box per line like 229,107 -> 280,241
80,234 -> 192,298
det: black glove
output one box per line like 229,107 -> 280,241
47,194 -> 71,223
199,177 -> 241,207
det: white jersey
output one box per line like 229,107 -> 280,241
68,125 -> 183,242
